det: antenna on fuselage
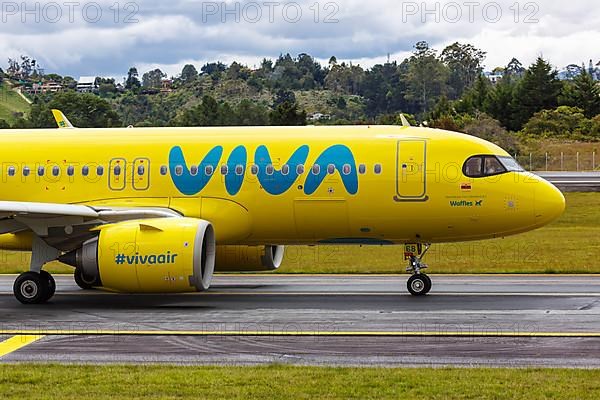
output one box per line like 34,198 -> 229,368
51,109 -> 75,129
399,113 -> 412,127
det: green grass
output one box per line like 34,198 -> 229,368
0,82 -> 30,123
0,365 -> 599,399
0,192 -> 597,275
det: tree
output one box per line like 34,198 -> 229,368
29,91 -> 121,128
560,70 -> 600,118
523,106 -> 590,137
485,75 -> 517,130
235,99 -> 269,125
463,113 -> 519,154
512,57 -> 563,130
270,89 -> 306,125
180,64 -> 198,83
457,74 -> 492,114
404,41 -> 449,114
201,62 -> 227,76
125,67 -> 141,90
441,42 -> 486,99
142,68 -> 166,88
505,58 -> 525,77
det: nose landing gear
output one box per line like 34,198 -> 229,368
405,243 -> 432,296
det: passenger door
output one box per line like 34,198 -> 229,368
395,140 -> 428,202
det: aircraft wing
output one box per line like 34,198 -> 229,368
0,201 -> 181,251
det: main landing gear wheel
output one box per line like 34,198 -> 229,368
40,270 -> 56,302
74,268 -> 95,290
13,271 -> 55,304
405,244 -> 433,296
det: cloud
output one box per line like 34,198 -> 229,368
0,0 -> 598,77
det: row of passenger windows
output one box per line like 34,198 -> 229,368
5,165 -> 146,177
164,163 -> 383,177
5,163 -> 384,178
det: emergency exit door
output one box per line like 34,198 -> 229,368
396,140 -> 427,201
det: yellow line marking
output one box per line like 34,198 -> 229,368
1,330 -> 600,338
0,335 -> 45,358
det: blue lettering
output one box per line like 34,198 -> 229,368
168,144 -> 359,196
304,145 -> 358,195
255,145 -> 309,195
225,145 -> 247,196
169,146 -> 223,195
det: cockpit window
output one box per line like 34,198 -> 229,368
463,155 -> 508,178
464,157 -> 483,177
484,157 -> 505,176
498,156 -> 525,172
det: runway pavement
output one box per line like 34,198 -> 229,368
1,274 -> 600,367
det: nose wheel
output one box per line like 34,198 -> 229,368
407,273 -> 432,296
405,244 -> 432,296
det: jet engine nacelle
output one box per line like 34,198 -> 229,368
59,218 -> 215,293
214,245 -> 285,272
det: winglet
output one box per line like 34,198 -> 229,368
399,114 -> 412,127
51,109 -> 75,129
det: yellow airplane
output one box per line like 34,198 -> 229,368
1,110 -> 564,304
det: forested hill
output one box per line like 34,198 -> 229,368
1,42 -> 599,148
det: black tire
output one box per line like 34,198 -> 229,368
422,274 -> 432,293
13,272 -> 49,304
407,274 -> 431,296
39,271 -> 56,302
74,268 -> 95,290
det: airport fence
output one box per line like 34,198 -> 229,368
515,152 -> 599,172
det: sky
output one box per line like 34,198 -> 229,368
0,0 -> 598,80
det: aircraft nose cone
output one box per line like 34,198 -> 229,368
535,180 -> 566,227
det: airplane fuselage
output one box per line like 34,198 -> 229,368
0,125 -> 564,249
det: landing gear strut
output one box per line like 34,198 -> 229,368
405,244 -> 432,296
13,271 -> 56,304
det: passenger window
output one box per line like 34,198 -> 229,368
160,166 -> 168,176
296,165 -> 305,175
220,165 -> 228,175
175,165 -> 183,176
190,165 -> 198,176
97,166 -> 104,176
235,165 -> 244,176
23,167 -> 30,177
138,165 -> 145,176
67,166 -> 74,176
82,166 -> 89,176
52,166 -> 60,177
38,166 -> 45,176
281,164 -> 290,176
312,164 -> 321,175
266,165 -> 274,176
7,166 -> 15,177
327,164 -> 335,174
374,164 -> 382,174
114,165 -> 121,176
250,165 -> 259,175
358,164 -> 366,175
342,164 -> 351,175
205,165 -> 214,176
